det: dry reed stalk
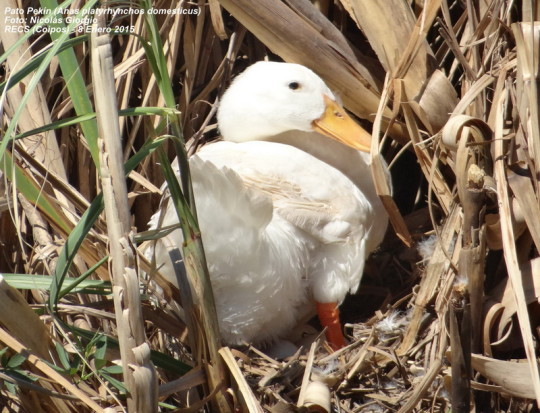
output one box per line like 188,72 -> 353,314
448,301 -> 471,413
296,340 -> 318,408
396,357 -> 443,413
443,116 -> 492,360
523,1 -> 540,21
90,13 -> 157,412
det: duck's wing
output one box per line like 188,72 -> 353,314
147,155 -> 275,283
148,148 -> 311,345
197,141 -> 373,245
197,141 -> 375,304
191,156 -> 273,233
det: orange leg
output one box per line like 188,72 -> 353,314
316,301 -> 345,350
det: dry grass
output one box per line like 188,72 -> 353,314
1,0 -> 539,411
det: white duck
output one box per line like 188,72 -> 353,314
149,61 -> 388,349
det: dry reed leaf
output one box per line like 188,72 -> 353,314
471,354 -> 536,399
285,0 -> 383,89
453,73 -> 498,118
484,213 -> 504,251
402,94 -> 453,214
347,0 -> 423,75
219,347 -> 263,413
180,17 -> 197,120
348,0 -> 457,132
417,69 -> 459,132
493,85 -> 540,405
209,0 -> 227,40
128,170 -> 162,195
301,381 -> 331,413
484,257 -> 540,351
508,171 -> 540,252
158,366 -> 206,398
513,23 -> 540,176
297,340 -> 317,408
441,115 -> 492,151
0,275 -> 54,361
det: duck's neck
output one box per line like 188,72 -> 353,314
264,130 -> 380,203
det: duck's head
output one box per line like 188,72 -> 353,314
217,61 -> 371,153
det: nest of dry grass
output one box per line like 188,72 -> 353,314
1,0 -> 540,412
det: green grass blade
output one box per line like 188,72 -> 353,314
48,192 -> 105,311
139,6 -> 227,405
39,0 -> 100,165
124,135 -> 169,174
139,0 -> 193,202
0,35 -> 87,96
0,0 -> 99,168
69,326 -> 191,374
156,147 -> 199,235
58,255 -> 109,299
48,136 -> 169,311
138,0 -> 176,109
2,274 -> 111,295
135,224 -> 182,243
14,108 -> 178,141
0,2 -> 99,242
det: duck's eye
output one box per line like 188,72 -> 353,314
288,81 -> 301,90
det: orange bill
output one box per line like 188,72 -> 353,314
312,95 -> 372,153
316,301 -> 345,350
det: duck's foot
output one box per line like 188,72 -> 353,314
316,301 -> 345,350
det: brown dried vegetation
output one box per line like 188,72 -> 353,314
1,0 -> 540,411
